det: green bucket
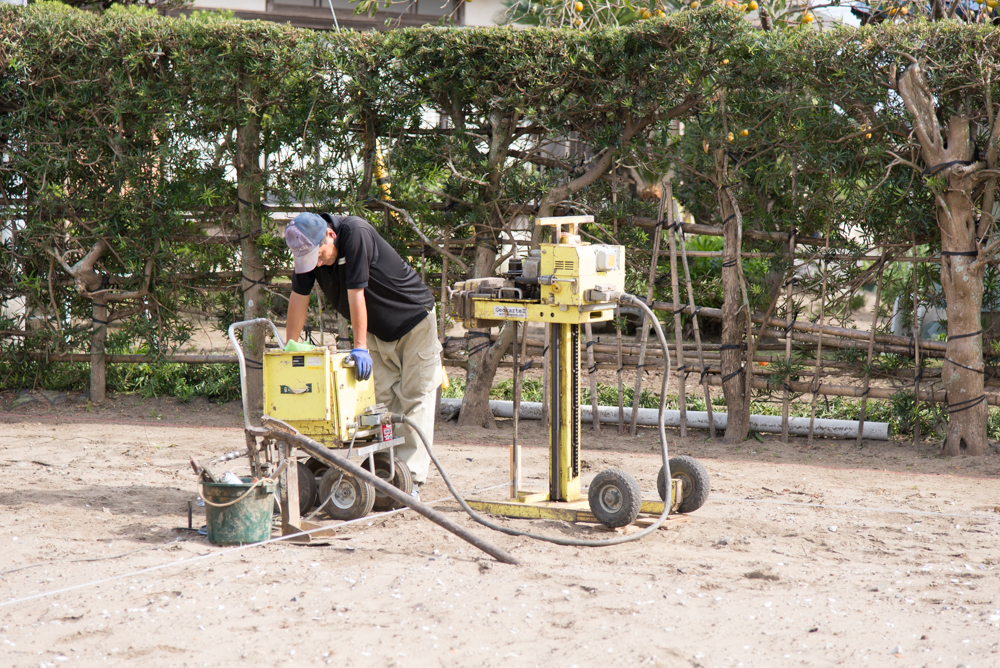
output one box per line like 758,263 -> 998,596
202,477 -> 276,546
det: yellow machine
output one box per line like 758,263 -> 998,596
229,322 -> 409,541
450,216 -> 708,528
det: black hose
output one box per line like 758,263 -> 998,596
398,292 -> 674,547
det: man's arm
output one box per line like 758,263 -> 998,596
347,288 -> 367,348
286,292 -> 310,345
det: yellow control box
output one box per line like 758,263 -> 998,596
263,348 -> 377,446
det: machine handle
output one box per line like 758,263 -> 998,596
227,318 -> 286,431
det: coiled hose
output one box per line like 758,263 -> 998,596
399,293 -> 673,547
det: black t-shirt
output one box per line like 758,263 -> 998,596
290,214 -> 435,342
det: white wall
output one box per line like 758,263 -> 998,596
192,0 -> 267,12
463,0 -> 506,26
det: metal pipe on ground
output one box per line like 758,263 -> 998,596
253,423 -> 519,565
439,398 -> 890,440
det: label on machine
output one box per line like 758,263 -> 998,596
381,423 -> 393,441
493,305 -> 528,319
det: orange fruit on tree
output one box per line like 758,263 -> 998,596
575,1 -> 583,11
803,11 -> 814,22
740,129 -> 749,137
748,0 -> 758,8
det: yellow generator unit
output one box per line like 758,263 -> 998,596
228,319 -> 409,542
263,348 -> 378,445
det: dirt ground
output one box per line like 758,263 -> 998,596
1,390 -> 1000,668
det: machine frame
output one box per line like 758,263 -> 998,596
450,216 -> 685,527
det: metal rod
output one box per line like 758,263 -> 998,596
511,322 -> 521,499
258,426 -> 519,565
549,323 -> 561,501
584,322 -> 600,434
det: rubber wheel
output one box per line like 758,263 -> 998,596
371,453 -> 413,511
657,455 -> 710,513
588,468 -> 642,529
274,462 -> 319,516
318,468 -> 375,520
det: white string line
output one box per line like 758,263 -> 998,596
710,495 -> 999,520
0,482 -> 508,611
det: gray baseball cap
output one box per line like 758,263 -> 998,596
285,213 -> 328,274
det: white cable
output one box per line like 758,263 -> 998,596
0,482 -> 508,610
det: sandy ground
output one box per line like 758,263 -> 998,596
1,391 -> 1000,668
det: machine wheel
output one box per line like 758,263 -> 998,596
274,462 -> 319,516
657,455 -> 710,513
588,468 -> 642,529
318,468 -> 376,520
371,453 -> 413,511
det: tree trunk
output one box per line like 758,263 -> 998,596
715,150 -> 750,443
939,191 -> 987,455
896,62 -> 987,455
236,80 -> 265,415
90,295 -> 107,404
457,111 -> 518,429
457,241 -> 516,429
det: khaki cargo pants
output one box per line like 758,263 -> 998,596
369,309 -> 442,484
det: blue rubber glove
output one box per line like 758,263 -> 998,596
349,348 -> 373,381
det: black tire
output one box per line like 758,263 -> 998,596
371,453 -> 413,511
318,468 -> 376,520
588,468 -> 642,529
274,462 -> 319,516
657,455 -> 710,513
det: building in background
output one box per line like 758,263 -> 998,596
190,0 -> 507,30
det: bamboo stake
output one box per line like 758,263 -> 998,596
781,231 -> 796,443
807,226 -> 831,446
856,246 -> 888,447
436,225 -> 450,420
675,207 -> 715,438
912,233 -> 922,445
584,322 -> 601,433
630,184 -> 669,436
664,180 -> 688,437
616,305 -> 626,434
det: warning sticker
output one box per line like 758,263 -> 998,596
493,305 -> 528,319
306,356 -> 323,368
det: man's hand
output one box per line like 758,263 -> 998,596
349,348 -> 372,381
286,292 -> 311,345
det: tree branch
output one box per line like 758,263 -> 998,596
369,200 -> 470,273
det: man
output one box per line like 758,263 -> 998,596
283,211 -> 442,500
